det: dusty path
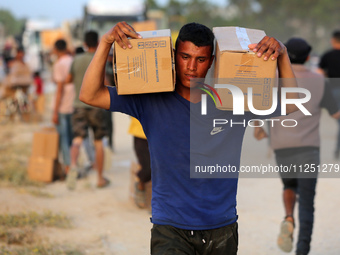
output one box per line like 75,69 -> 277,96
1,100 -> 340,254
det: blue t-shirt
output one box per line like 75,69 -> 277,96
108,86 -> 278,230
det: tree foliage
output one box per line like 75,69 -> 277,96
227,0 -> 340,53
162,0 -> 231,31
161,0 -> 339,53
0,9 -> 24,36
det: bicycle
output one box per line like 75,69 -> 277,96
0,86 -> 32,124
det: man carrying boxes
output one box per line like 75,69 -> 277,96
79,21 -> 298,254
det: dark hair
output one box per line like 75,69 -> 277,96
175,23 -> 214,55
17,46 -> 25,53
84,30 -> 98,48
54,39 -> 67,51
332,30 -> 340,42
75,46 -> 84,54
285,37 -> 312,64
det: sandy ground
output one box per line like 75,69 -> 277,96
1,91 -> 340,254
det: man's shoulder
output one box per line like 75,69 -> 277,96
322,49 -> 340,59
63,54 -> 74,63
56,55 -> 73,66
293,64 -> 323,79
110,86 -> 175,100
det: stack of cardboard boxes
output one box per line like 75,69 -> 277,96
27,127 -> 61,183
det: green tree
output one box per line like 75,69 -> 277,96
226,0 -> 340,53
163,0 -> 187,31
146,0 -> 159,10
0,9 -> 24,36
163,0 -> 230,30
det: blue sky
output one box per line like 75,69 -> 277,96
0,0 -> 225,27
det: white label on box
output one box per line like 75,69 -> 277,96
138,29 -> 171,39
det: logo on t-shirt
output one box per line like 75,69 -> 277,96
210,126 -> 224,135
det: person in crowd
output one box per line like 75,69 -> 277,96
52,39 -> 75,176
78,21 -> 298,254
128,117 -> 151,209
254,38 -> 340,255
317,30 -> 340,158
67,31 -> 110,190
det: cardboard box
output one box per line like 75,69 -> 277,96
31,127 -> 59,159
27,127 -> 61,183
113,29 -> 175,95
211,27 -> 277,111
132,20 -> 157,32
27,157 -> 61,183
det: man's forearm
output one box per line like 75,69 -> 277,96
79,40 -> 112,109
79,22 -> 142,109
54,82 -> 63,114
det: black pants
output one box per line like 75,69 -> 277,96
151,223 -> 238,255
134,137 -> 151,183
276,147 -> 319,255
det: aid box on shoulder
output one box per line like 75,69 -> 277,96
113,29 -> 175,95
210,26 -> 277,111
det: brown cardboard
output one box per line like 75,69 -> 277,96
31,127 -> 59,159
132,20 -> 157,32
212,27 -> 277,111
113,29 -> 175,95
27,157 -> 61,183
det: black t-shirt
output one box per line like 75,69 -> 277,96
319,49 -> 340,78
319,49 -> 340,88
320,79 -> 339,114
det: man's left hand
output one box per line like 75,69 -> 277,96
248,36 -> 286,61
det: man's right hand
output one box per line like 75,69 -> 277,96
102,21 -> 142,49
254,127 -> 268,141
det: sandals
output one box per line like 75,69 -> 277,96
66,167 -> 78,190
277,216 -> 295,252
134,182 -> 146,208
97,177 -> 111,188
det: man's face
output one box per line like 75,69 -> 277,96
16,50 -> 25,61
175,40 -> 214,89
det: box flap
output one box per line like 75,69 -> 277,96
213,27 -> 266,53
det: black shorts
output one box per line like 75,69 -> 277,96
72,107 -> 108,140
151,222 -> 238,255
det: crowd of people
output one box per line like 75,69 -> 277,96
1,22 -> 340,255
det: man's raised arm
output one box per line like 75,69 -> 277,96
79,22 -> 141,110
249,36 -> 299,114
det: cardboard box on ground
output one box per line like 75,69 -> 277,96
27,127 -> 62,183
208,27 -> 277,111
113,29 -> 175,95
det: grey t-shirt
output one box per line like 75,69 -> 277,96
70,52 -> 95,108
270,64 -> 338,150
